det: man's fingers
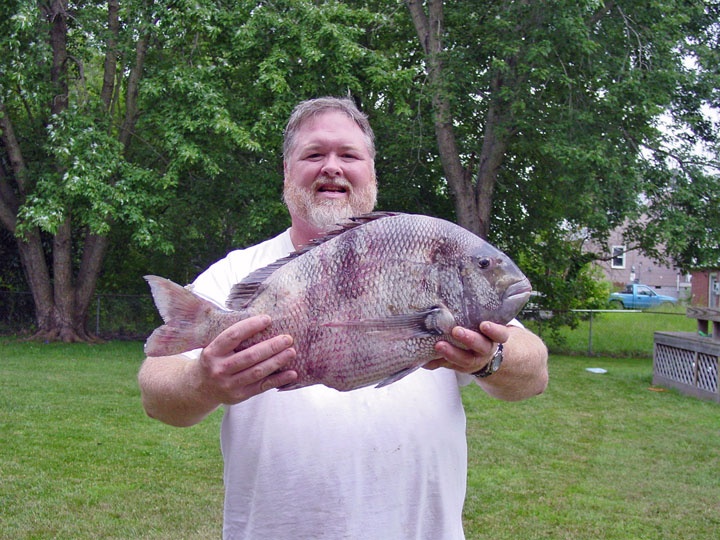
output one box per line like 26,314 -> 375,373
478,321 -> 510,344
234,341 -> 296,380
434,338 -> 480,371
228,333 -> 292,370
194,315 -> 302,403
205,315 -> 273,358
429,322 -> 509,374
226,346 -> 298,402
259,365 -> 299,393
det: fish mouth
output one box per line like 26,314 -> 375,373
464,276 -> 533,326
502,278 -> 533,316
505,279 -> 532,302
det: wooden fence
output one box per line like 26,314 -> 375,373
653,308 -> 720,403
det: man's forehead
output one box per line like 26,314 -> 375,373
298,138 -> 365,150
294,117 -> 367,147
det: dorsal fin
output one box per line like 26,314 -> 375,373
226,212 -> 401,310
302,211 -> 401,248
226,252 -> 297,309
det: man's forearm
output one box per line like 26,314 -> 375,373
138,355 -> 221,427
477,326 -> 548,401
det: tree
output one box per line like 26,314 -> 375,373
0,0 -> 420,340
404,0 -> 719,311
0,0 -> 257,341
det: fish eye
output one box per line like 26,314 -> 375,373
478,257 -> 492,269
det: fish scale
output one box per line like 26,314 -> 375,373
145,212 -> 532,392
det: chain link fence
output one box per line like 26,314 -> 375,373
0,291 -> 161,340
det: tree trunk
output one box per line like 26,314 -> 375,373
474,94 -> 512,240
0,106 -> 101,341
406,0 -> 523,240
406,0 -> 484,236
75,231 -> 109,338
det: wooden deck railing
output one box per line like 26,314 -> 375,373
653,307 -> 720,402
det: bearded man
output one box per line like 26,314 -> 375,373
138,97 -> 548,540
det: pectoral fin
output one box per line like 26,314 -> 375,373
322,306 -> 456,340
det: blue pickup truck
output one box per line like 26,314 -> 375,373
609,283 -> 677,309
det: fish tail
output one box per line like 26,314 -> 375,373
144,275 -> 226,356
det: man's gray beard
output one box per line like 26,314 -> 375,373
283,179 -> 377,232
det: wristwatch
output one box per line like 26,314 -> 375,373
471,343 -> 504,378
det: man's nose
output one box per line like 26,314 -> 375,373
320,154 -> 342,176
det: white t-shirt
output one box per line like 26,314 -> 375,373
189,230 -> 474,540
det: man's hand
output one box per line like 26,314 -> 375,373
138,315 -> 298,427
195,315 -> 298,405
427,322 -> 548,401
427,321 -> 509,375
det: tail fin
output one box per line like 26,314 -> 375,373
144,275 -> 226,356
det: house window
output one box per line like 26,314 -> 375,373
611,246 -> 625,269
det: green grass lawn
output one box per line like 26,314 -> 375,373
528,306 -> 698,357
2,336 -> 718,539
462,355 -> 719,539
1,341 -> 224,540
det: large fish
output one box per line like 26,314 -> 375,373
144,212 -> 531,391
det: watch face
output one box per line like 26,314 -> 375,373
490,344 -> 504,371
473,344 -> 503,378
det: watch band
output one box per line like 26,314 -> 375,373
471,343 -> 504,378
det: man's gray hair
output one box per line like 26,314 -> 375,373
283,97 -> 376,160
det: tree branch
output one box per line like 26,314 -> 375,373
405,0 -> 430,54
0,102 -> 28,199
588,0 -> 616,27
100,0 -> 120,112
42,0 -> 69,116
0,174 -> 19,233
119,34 -> 149,148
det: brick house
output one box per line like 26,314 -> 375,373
690,270 -> 720,308
591,226 -> 691,300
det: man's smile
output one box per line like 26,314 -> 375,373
316,179 -> 350,198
